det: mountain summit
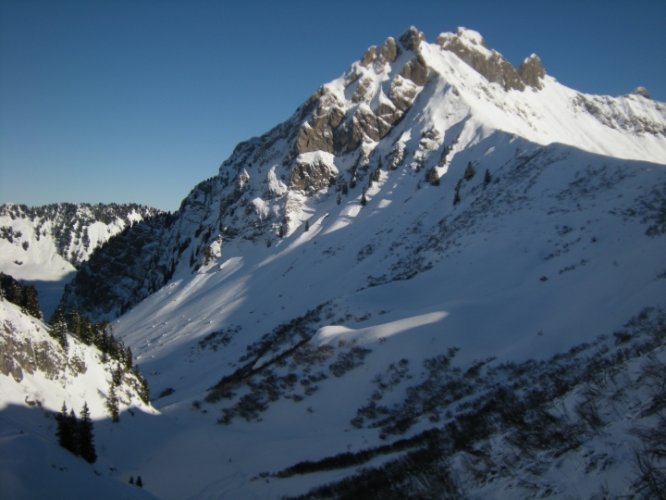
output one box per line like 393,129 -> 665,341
62,26 -> 666,320
27,27 -> 666,498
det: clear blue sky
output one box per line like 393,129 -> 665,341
1,0 -> 664,211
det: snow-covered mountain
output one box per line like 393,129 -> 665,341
61,26 -> 666,321
0,202 -> 160,317
6,26 -> 666,498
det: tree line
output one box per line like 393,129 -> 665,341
0,272 -> 41,319
49,306 -> 149,404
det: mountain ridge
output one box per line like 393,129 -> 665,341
61,26 -> 666,321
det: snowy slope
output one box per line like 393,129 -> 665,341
107,136 -> 666,498
0,299 -> 152,417
0,298 -> 158,498
41,26 -> 666,498
0,203 -> 159,317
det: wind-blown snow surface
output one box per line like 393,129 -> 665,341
11,27 -> 666,498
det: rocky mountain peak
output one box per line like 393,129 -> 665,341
631,86 -> 652,99
360,36 -> 398,68
60,26 -> 666,322
379,36 -> 398,63
398,26 -> 425,52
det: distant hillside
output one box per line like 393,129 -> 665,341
0,202 -> 161,318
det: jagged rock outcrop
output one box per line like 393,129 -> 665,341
518,54 -> 546,89
437,28 -> 526,91
294,28 -> 429,161
436,28 -> 546,91
289,154 -> 337,194
401,54 -> 429,86
294,93 -> 345,155
359,37 -> 399,70
398,26 -> 425,52
360,45 -> 376,67
632,86 -> 652,99
379,37 -> 398,64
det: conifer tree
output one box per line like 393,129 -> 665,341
67,310 -> 83,339
136,476 -> 143,488
56,402 -> 76,454
133,365 -> 150,403
483,168 -> 492,187
426,167 -> 440,186
67,408 -> 78,450
112,366 -> 123,386
78,402 -> 97,463
49,306 -> 68,349
19,284 -> 41,319
464,161 -> 476,181
107,383 -> 120,422
124,346 -> 133,370
79,320 -> 94,345
453,179 -> 462,206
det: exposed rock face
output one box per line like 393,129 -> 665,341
360,45 -> 376,67
352,76 -> 373,103
289,156 -> 337,194
334,111 -> 369,153
401,54 -> 429,86
295,94 -> 345,155
438,30 -> 525,91
574,93 -> 666,136
388,75 -> 419,112
295,27 -> 430,162
0,319 -> 65,382
399,26 -> 425,52
379,37 -> 398,64
632,86 -> 652,99
518,54 -> 546,89
360,36 -> 398,69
